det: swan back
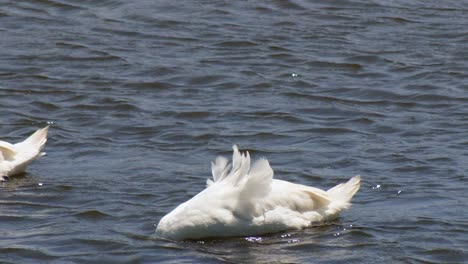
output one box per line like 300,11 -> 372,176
157,145 -> 274,239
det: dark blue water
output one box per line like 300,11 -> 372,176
1,1 -> 467,263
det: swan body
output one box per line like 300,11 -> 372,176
156,146 -> 361,240
0,126 -> 49,181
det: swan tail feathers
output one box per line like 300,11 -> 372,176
325,175 -> 361,215
327,175 -> 361,203
22,125 -> 49,152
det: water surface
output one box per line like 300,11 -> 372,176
1,0 -> 467,263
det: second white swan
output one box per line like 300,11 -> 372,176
0,126 -> 49,181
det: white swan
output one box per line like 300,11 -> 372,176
156,145 -> 361,240
0,126 -> 49,181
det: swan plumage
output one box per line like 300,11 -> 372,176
156,145 -> 361,240
0,126 -> 49,181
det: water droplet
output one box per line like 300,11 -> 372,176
246,236 -> 262,242
372,184 -> 381,190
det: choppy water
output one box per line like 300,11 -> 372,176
1,0 -> 468,263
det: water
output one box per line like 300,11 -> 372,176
1,0 -> 467,263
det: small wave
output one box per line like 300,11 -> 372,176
213,40 -> 258,48
305,60 -> 363,71
73,210 -> 111,219
410,248 -> 467,264
0,247 -> 58,262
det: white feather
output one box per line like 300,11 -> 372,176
156,145 -> 361,240
211,156 -> 230,182
0,126 -> 49,180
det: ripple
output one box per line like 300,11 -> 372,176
410,248 -> 467,264
73,210 -> 111,219
0,247 -> 58,262
305,60 -> 363,71
213,40 -> 258,48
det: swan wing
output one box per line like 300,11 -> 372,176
0,140 -> 17,161
211,156 -> 230,182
